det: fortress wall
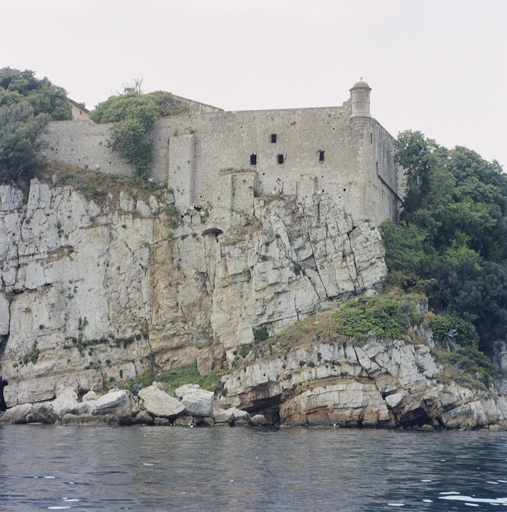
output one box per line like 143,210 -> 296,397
168,134 -> 195,206
42,121 -> 136,177
361,119 -> 400,223
231,173 -> 256,215
41,96 -> 401,226
154,103 -> 364,215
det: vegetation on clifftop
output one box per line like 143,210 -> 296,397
381,130 -> 507,358
90,80 -> 187,179
0,67 -> 71,183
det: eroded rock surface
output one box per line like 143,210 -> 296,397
1,180 -> 386,407
219,339 -> 507,430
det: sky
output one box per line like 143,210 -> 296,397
2,0 -> 506,168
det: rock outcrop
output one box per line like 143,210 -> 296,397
219,339 -> 507,430
0,179 -> 386,407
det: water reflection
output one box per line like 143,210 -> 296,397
1,426 -> 507,511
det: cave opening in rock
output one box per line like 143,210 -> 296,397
399,407 -> 434,428
246,394 -> 282,424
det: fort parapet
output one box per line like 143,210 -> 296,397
42,81 -> 404,225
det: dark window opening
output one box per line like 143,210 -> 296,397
370,133 -> 373,143
376,162 -> 379,173
250,154 -> 257,165
343,188 -> 346,192
271,134 -> 277,143
277,154 -> 284,164
319,150 -> 325,162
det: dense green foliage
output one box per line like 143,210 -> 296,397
0,103 -> 50,182
381,130 -> 507,354
337,296 -> 420,341
0,67 -> 71,120
90,88 -> 186,178
0,68 -> 72,183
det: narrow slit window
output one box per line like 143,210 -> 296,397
319,150 -> 325,162
250,154 -> 257,165
277,154 -> 284,164
271,134 -> 277,143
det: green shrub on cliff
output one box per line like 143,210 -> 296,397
90,84 -> 186,179
430,313 -> 479,350
337,296 -> 410,341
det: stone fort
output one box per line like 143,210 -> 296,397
42,81 -> 404,225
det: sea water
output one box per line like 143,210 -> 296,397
1,425 -> 507,511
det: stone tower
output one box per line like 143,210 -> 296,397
350,80 -> 371,118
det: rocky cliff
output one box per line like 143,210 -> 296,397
219,337 -> 507,430
0,175 -> 386,407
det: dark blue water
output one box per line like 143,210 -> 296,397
1,426 -> 507,511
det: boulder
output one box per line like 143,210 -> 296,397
76,400 -> 97,415
62,413 -> 120,426
441,401 -> 488,429
175,385 -> 214,417
51,388 -> 79,417
213,407 -> 234,424
94,390 -> 132,418
82,390 -> 98,402
173,415 -> 198,427
174,384 -> 201,399
26,404 -> 59,424
250,414 -> 268,426
132,410 -> 154,425
0,403 -> 33,424
231,408 -> 250,421
138,385 -> 186,419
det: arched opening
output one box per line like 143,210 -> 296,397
202,227 -> 224,237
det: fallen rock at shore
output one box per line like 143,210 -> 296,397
138,385 -> 186,419
94,390 -> 132,419
175,384 -> 214,417
0,403 -> 34,424
0,383 -> 256,427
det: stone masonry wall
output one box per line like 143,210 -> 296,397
41,93 -> 401,227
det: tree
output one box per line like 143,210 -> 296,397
382,130 -> 507,354
90,87 -> 186,178
0,67 -> 71,121
0,103 -> 50,182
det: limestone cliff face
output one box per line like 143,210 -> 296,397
0,180 -> 386,407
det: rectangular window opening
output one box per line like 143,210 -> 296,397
277,154 -> 284,164
250,154 -> 257,165
271,134 -> 277,143
319,150 -> 325,162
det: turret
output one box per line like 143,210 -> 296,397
350,80 -> 371,118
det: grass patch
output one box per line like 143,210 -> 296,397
41,162 -> 165,206
127,361 -> 224,395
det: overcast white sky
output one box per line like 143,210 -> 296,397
2,0 -> 506,167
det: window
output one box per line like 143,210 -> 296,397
277,154 -> 284,164
271,134 -> 277,143
250,154 -> 257,165
319,150 -> 325,162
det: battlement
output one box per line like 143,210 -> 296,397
42,82 -> 404,225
